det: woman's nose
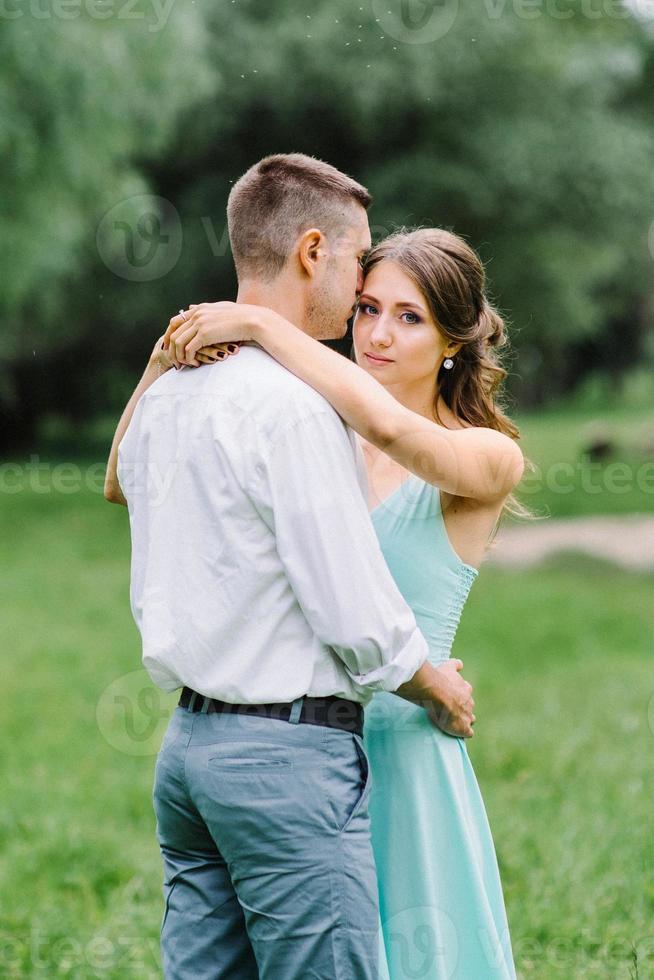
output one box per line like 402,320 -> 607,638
369,316 -> 393,347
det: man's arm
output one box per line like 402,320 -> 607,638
249,407 -> 475,737
394,658 -> 475,736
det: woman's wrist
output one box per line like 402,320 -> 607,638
252,307 -> 294,349
145,357 -> 167,379
249,308 -> 271,344
147,336 -> 174,377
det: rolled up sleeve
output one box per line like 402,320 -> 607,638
250,409 -> 429,694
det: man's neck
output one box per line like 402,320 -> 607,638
236,279 -> 309,334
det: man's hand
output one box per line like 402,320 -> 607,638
395,658 -> 475,738
425,659 -> 476,738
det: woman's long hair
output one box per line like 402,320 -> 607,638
363,227 -> 530,518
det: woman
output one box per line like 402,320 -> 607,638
110,227 -> 523,978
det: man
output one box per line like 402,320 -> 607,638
107,153 -> 474,979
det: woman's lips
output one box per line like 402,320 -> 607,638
364,352 -> 394,365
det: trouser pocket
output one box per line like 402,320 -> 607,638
160,878 -> 177,936
325,731 -> 373,835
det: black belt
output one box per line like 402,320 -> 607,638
178,687 -> 363,738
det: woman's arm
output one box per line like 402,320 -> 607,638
164,303 -> 524,502
104,336 -> 173,506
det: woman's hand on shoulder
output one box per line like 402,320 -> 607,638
163,302 -> 266,367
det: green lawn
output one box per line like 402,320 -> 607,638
516,403 -> 654,519
1,472 -> 652,978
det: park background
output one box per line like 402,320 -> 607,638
1,0 -> 653,977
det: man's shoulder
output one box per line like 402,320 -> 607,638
146,346 -> 329,411
134,346 -> 345,447
232,346 -> 339,417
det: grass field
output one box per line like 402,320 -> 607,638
1,443 -> 652,978
516,403 -> 654,519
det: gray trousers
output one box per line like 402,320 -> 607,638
152,699 -> 378,979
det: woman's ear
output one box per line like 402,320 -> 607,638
298,228 -> 324,278
445,342 -> 463,358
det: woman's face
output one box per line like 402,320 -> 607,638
353,259 -> 451,385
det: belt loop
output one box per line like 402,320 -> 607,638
288,696 -> 304,725
187,691 -> 200,712
199,695 -> 210,714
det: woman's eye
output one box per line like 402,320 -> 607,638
401,311 -> 420,324
361,303 -> 379,316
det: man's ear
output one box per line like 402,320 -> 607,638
297,228 -> 325,278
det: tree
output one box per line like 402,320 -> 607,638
0,1 -> 215,446
3,0 -> 654,449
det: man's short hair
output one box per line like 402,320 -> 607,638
227,153 -> 372,281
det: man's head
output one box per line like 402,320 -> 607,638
227,154 -> 372,339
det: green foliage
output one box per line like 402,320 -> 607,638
0,2 -> 215,398
2,0 -> 654,443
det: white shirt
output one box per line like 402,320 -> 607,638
117,345 -> 429,707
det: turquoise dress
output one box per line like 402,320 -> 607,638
364,474 -> 516,980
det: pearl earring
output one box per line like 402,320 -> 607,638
443,358 -> 454,370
